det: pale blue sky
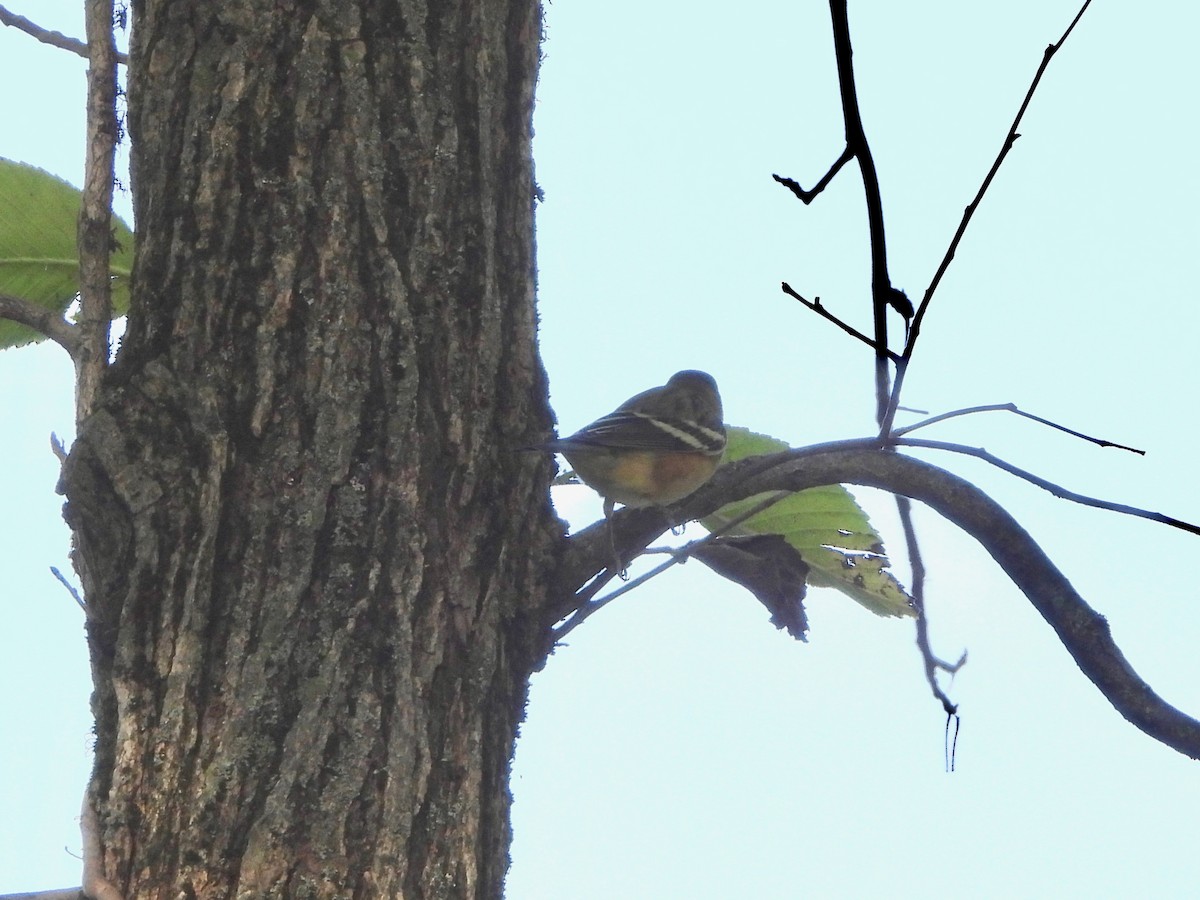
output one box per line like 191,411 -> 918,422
3,2 -> 1199,896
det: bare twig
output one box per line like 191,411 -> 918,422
897,437 -> 1200,537
51,432 -> 69,463
50,566 -> 89,617
75,0 -> 119,421
895,402 -> 1145,455
551,491 -> 793,642
897,493 -> 966,717
880,0 -> 1095,437
0,293 -> 82,355
772,146 -> 854,204
782,282 -> 900,362
0,4 -> 128,65
552,545 -> 687,642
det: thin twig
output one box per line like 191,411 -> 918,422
897,494 -> 963,709
0,293 -> 82,356
880,0 -> 1094,438
782,282 -> 900,362
553,546 -> 690,642
898,437 -> 1200,537
552,491 -> 793,642
895,402 -> 1145,455
897,490 -> 968,754
0,4 -> 128,65
50,566 -> 89,617
772,146 -> 854,204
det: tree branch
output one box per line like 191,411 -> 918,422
775,1 -> 912,414
50,565 -> 90,618
75,0 -> 119,421
549,490 -> 792,643
896,437 -> 1200,537
0,293 -> 81,355
897,492 -> 966,715
895,401 -> 1145,455
825,0 -> 898,423
0,5 -> 128,65
554,444 -> 1200,759
772,146 -> 853,204
880,0 -> 1094,437
781,282 -> 900,362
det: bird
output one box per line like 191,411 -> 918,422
534,370 -> 727,571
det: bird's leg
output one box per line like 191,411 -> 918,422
603,498 -> 629,580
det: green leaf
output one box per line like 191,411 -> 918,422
701,427 -> 915,618
0,158 -> 134,349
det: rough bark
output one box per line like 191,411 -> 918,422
59,1 -> 557,896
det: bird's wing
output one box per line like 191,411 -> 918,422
551,411 -> 725,454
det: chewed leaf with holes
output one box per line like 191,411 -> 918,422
0,158 -> 134,349
701,427 -> 915,618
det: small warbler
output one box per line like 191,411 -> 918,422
536,370 -> 727,519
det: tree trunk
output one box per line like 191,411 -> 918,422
60,1 -> 556,896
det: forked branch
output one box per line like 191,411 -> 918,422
556,446 -> 1200,759
880,0 -> 1095,435
897,438 -> 1200,537
781,282 -> 899,362
895,402 -> 1145,455
774,0 -> 905,422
